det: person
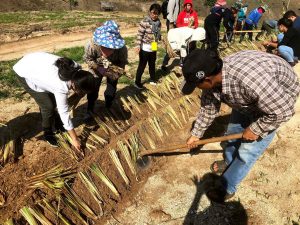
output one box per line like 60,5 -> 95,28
167,27 -> 206,66
239,6 -> 266,42
204,5 -> 237,51
214,0 -> 227,8
263,17 -> 300,66
255,19 -> 278,41
134,3 -> 162,89
222,7 -> 238,43
176,0 -> 199,29
166,0 -> 180,31
283,10 -> 300,32
13,52 -> 99,149
235,3 -> 248,32
161,0 -> 180,72
182,49 -> 300,200
84,20 -> 128,113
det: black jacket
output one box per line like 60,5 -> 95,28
279,28 -> 300,57
205,7 -> 235,31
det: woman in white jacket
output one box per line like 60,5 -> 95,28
13,52 -> 98,150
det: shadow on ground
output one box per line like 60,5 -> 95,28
183,173 -> 248,225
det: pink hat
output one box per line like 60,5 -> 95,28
214,0 -> 227,6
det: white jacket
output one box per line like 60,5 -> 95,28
168,27 -> 206,57
13,52 -> 75,131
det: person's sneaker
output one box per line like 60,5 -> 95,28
161,65 -> 168,72
133,83 -> 144,90
289,61 -> 296,67
149,81 -> 157,86
44,134 -> 59,147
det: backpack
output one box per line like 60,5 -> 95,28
161,0 -> 169,19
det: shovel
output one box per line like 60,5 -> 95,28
136,133 -> 243,169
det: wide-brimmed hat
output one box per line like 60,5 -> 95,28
93,20 -> 125,49
181,49 -> 223,95
259,5 -> 268,12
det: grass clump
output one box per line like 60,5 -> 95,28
55,46 -> 85,63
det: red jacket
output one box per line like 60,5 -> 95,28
176,0 -> 199,28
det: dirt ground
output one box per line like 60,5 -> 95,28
1,20 -> 300,225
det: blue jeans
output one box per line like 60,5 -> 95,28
222,110 -> 275,194
278,45 -> 295,62
277,33 -> 284,43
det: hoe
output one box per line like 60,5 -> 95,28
137,133 -> 243,168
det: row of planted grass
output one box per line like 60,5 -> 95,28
0,35 -> 167,99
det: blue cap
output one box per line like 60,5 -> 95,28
93,20 -> 125,49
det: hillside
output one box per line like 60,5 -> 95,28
0,0 -> 299,19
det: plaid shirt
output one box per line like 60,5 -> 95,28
191,50 -> 300,138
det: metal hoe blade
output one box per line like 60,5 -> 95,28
136,155 -> 151,169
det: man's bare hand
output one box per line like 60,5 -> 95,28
243,127 -> 259,141
135,47 -> 140,54
186,135 -> 200,149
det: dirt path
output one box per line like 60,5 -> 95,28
0,27 -> 137,61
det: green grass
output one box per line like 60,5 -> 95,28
55,46 -> 85,63
0,11 -> 141,31
0,59 -> 24,99
124,36 -> 136,48
0,59 -> 20,87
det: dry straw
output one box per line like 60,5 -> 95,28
90,163 -> 120,198
109,149 -> 130,185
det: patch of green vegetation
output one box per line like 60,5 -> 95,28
0,59 -> 24,99
0,90 -> 9,98
0,11 -> 139,31
119,75 -> 134,85
124,36 -> 136,48
55,47 -> 85,63
0,59 -> 20,88
0,12 -> 28,23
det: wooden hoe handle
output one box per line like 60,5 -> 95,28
140,133 -> 243,156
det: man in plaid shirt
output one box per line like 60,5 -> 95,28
182,49 -> 300,201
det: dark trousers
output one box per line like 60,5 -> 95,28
223,29 -> 234,42
135,50 -> 157,85
204,23 -> 219,52
17,76 -> 63,134
87,75 -> 118,111
240,22 -> 254,42
256,21 -> 274,40
235,20 -> 243,32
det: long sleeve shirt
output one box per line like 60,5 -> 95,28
167,27 -> 205,56
278,28 -> 300,57
191,50 -> 300,138
13,52 -> 76,131
176,9 -> 199,28
135,16 -> 162,48
245,8 -> 263,26
167,0 -> 180,23
84,39 -> 128,76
